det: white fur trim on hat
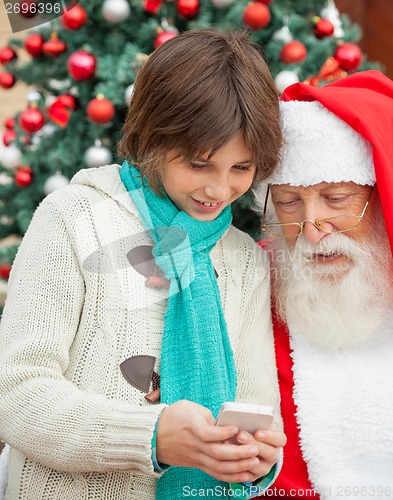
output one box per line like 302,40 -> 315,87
266,100 -> 376,187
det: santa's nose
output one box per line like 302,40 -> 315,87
302,220 -> 330,244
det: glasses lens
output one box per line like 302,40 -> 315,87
318,215 -> 360,233
262,223 -> 302,237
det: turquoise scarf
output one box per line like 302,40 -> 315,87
120,162 -> 237,499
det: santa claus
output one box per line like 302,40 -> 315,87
255,70 -> 393,500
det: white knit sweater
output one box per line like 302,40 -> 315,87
0,164 -> 281,500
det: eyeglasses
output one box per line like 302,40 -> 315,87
261,185 -> 372,238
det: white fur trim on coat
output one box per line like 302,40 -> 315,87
266,101 -> 376,187
288,310 -> 393,499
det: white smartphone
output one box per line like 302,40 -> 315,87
215,402 -> 274,435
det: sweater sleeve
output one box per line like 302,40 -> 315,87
0,198 -> 166,476
233,241 -> 283,431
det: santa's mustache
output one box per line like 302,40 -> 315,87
297,232 -> 366,263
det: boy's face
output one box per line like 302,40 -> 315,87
160,134 -> 256,221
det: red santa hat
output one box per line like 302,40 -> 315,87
268,70 -> 393,256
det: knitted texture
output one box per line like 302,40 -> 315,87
0,164 -> 281,499
120,162 -> 237,498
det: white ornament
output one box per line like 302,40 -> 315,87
1,145 -> 22,170
32,123 -> 57,146
0,172 -> 13,186
274,70 -> 299,94
39,123 -> 57,137
124,83 -> 134,107
272,25 -> 293,43
27,89 -> 43,104
102,0 -> 131,24
84,144 -> 113,168
48,78 -> 72,91
43,172 -> 70,195
321,0 -> 344,38
31,135 -> 41,146
161,21 -> 179,34
211,0 -> 235,8
333,23 -> 344,38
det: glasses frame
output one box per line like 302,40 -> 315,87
261,185 -> 373,238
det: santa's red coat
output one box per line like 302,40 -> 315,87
265,316 -> 319,499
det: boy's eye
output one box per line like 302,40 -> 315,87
234,164 -> 252,171
190,163 -> 205,170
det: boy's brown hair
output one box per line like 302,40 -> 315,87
118,29 -> 282,194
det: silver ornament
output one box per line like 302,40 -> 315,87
211,0 -> 235,8
84,144 -> 113,168
272,25 -> 292,43
124,83 -> 134,107
274,70 -> 299,94
102,0 -> 131,24
43,172 -> 70,195
1,145 -> 23,170
27,89 -> 43,104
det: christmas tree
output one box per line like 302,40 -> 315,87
0,0 -> 380,280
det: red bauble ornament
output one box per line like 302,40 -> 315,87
0,72 -> 16,89
15,166 -> 33,188
86,96 -> 115,124
48,94 -> 77,127
243,2 -> 271,30
0,264 -> 12,280
67,51 -> 96,81
19,107 -> 45,133
0,47 -> 17,65
57,94 -> 77,109
314,18 -> 335,39
256,0 -> 272,3
334,43 -> 363,72
3,129 -> 17,146
143,0 -> 162,14
176,0 -> 199,19
18,0 -> 38,18
42,34 -> 67,57
61,5 -> 88,30
4,117 -> 15,129
281,40 -> 307,64
24,34 -> 44,57
154,30 -> 178,48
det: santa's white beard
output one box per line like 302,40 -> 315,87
272,217 -> 393,350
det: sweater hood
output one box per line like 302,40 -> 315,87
70,163 -> 139,215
